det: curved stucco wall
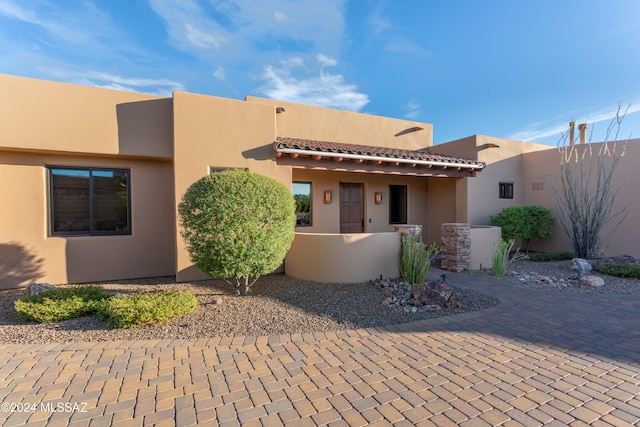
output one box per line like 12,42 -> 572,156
470,225 -> 502,270
285,232 -> 401,283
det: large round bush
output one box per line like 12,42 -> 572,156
178,170 -> 296,295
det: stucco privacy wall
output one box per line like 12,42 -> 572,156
522,139 -> 640,256
0,74 -> 173,158
246,96 -> 433,150
0,75 -> 176,288
172,92 -> 291,282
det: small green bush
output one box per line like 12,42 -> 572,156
595,263 -> 640,279
529,252 -> 575,262
178,170 -> 296,295
490,206 -> 555,252
96,290 -> 198,329
492,239 -> 526,276
400,236 -> 439,284
15,286 -> 108,323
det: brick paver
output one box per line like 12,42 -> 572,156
1,268 -> 639,425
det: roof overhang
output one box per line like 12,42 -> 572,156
273,137 -> 485,178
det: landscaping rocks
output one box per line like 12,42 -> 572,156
376,276 -> 461,312
571,258 -> 592,275
23,283 -> 54,297
579,275 -> 605,287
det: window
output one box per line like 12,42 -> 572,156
292,182 -> 312,226
49,167 -> 131,235
389,185 -> 407,224
499,182 -> 514,199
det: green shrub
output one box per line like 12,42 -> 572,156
492,239 -> 526,276
490,206 -> 555,252
400,236 -> 439,284
15,286 -> 108,323
595,262 -> 640,279
529,251 -> 575,262
97,290 -> 198,329
178,170 -> 296,295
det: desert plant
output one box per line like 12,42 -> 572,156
490,206 -> 555,253
96,290 -> 198,328
492,239 -> 526,276
15,286 -> 109,323
595,262 -> 640,279
400,235 -> 440,284
529,251 -> 575,262
178,170 -> 296,296
553,106 -> 629,258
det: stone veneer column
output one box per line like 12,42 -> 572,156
391,224 -> 422,242
441,223 -> 471,272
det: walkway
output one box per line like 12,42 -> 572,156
1,270 -> 639,426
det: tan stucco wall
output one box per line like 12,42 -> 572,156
434,135 -> 550,226
522,139 -> 640,256
291,169 -> 430,234
285,232 -> 401,283
172,92 -> 291,281
0,151 -> 176,289
246,96 -> 433,150
0,74 -> 173,158
425,177 -> 458,245
469,226 -> 502,270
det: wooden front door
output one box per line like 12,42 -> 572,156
340,183 -> 364,233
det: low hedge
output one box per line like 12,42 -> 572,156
15,286 -> 108,323
529,252 -> 575,262
595,262 -> 640,279
97,290 -> 198,329
15,286 -> 198,328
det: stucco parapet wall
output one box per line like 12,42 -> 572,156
285,232 -> 401,283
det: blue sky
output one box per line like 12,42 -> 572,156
1,0 -> 639,146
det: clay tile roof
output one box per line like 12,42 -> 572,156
273,136 -> 485,169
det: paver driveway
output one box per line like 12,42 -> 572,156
1,269 -> 639,426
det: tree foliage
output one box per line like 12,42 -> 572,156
178,170 -> 296,295
490,206 -> 555,252
553,106 -> 629,259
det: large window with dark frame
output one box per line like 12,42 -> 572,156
389,185 -> 408,224
49,167 -> 131,236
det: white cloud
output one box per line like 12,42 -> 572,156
260,56 -> 369,111
213,66 -> 226,80
185,23 -> 226,49
44,68 -> 185,96
317,54 -> 337,68
509,103 -> 640,142
274,11 -> 289,23
403,99 -> 421,120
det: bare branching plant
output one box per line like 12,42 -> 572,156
553,104 -> 630,259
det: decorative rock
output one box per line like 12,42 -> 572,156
24,283 -> 54,297
375,276 -> 458,312
572,258 -> 592,275
579,275 -> 605,287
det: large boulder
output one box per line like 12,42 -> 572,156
571,258 -> 592,275
579,275 -> 605,287
23,283 -> 54,297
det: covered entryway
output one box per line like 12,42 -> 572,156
340,183 -> 364,233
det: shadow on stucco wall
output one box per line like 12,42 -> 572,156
0,242 -> 44,289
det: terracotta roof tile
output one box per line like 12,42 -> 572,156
274,136 -> 484,168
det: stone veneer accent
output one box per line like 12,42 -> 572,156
441,223 -> 471,272
391,224 -> 423,242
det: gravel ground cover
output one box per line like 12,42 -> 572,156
2,258 -> 637,345
0,274 -> 498,345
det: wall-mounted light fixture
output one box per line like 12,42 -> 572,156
374,192 -> 383,204
323,190 -> 332,204
276,107 -> 286,113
